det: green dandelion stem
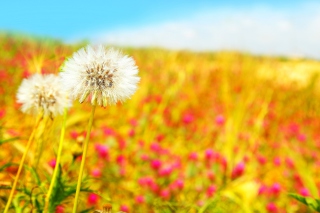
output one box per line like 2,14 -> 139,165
3,112 -> 43,213
73,104 -> 96,213
44,108 -> 68,213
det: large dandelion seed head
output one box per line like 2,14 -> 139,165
16,74 -> 71,116
60,45 -> 140,106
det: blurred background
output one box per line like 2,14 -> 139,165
0,0 -> 319,59
1,1 -> 320,213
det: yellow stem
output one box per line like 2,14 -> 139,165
3,113 -> 43,213
43,108 -> 68,213
73,105 -> 96,213
33,115 -> 50,169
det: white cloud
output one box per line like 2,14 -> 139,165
91,5 -> 320,59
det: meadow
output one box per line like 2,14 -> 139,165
0,34 -> 320,212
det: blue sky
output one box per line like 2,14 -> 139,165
1,1 -> 319,58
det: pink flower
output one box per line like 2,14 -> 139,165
150,182 -> 160,193
174,179 -> 184,190
118,139 -> 126,150
135,195 -> 145,204
156,134 -> 165,142
197,200 -> 204,207
270,183 -> 281,195
55,205 -> 64,213
7,129 -> 19,137
183,113 -> 194,124
257,155 -> 267,165
294,174 -> 303,186
231,162 -> 245,179
22,70 -> 31,78
48,159 -> 56,169
70,130 -> 79,139
285,157 -> 294,168
258,184 -> 268,195
154,94 -> 162,103
215,114 -> 225,125
138,140 -> 145,147
91,168 -> 101,178
158,166 -> 173,177
243,155 -> 250,162
87,193 -> 99,206
188,152 -> 198,161
128,129 -> 135,137
95,144 -> 109,159
299,187 -> 310,197
120,205 -> 129,212
172,158 -> 182,169
289,123 -> 300,134
273,157 -> 281,166
116,155 -> 126,166
160,188 -> 170,200
102,126 -> 115,136
119,167 -> 126,176
138,176 -> 155,187
146,177 -> 155,185
0,109 -> 6,119
150,159 -> 162,170
141,154 -> 149,161
266,202 -> 278,213
138,177 -> 148,187
205,149 -> 214,161
130,118 -> 138,127
221,157 -> 228,171
207,185 -> 217,197
297,133 -> 306,142
207,171 -> 215,181
150,142 -> 162,153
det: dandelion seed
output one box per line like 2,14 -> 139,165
60,45 -> 140,106
16,73 -> 71,116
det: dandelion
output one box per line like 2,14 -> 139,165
5,74 -> 70,213
93,204 -> 112,213
17,73 -> 71,116
93,204 -> 125,213
16,74 -> 72,213
60,45 -> 140,213
60,45 -> 140,106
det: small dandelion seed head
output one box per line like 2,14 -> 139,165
16,73 -> 71,116
60,45 -> 140,106
93,204 -> 114,213
103,204 -> 112,213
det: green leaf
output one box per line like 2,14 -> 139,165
80,207 -> 94,213
24,165 -> 41,185
49,164 -> 94,212
0,162 -> 19,172
0,137 -> 20,145
289,193 -> 320,212
289,193 -> 308,205
49,164 -> 64,212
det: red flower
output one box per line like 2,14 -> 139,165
87,193 -> 99,206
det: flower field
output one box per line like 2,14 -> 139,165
1,34 -> 320,212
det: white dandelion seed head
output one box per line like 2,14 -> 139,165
16,74 -> 71,116
60,45 -> 140,106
